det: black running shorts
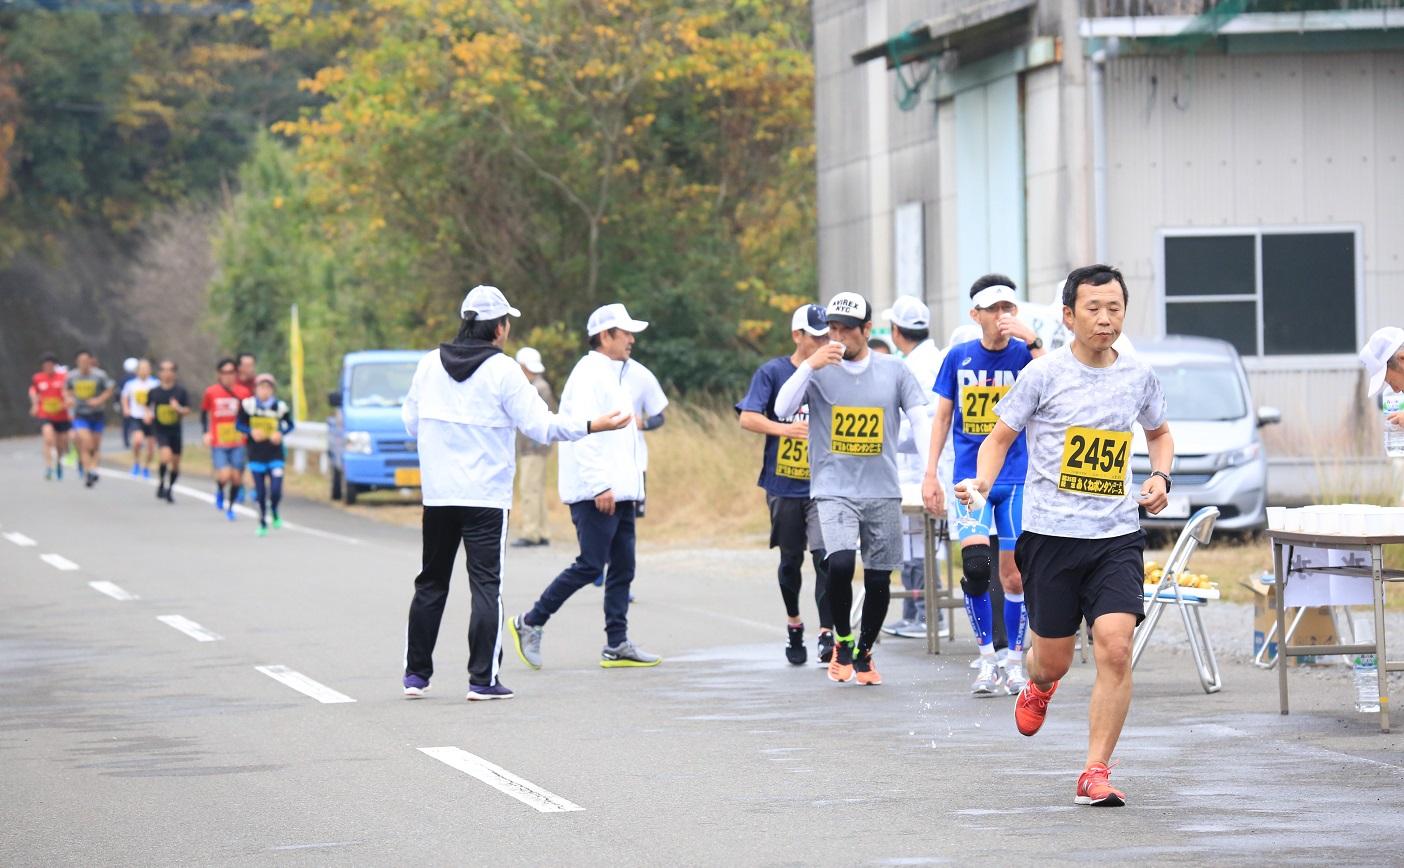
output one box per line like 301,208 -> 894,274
154,427 -> 183,455
1014,529 -> 1146,639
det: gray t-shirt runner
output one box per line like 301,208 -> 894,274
66,368 -> 113,420
803,354 -> 930,499
994,345 -> 1167,540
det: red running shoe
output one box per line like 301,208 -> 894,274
1076,762 -> 1125,807
1014,679 -> 1058,736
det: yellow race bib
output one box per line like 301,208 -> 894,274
72,380 -> 96,399
249,416 -> 279,437
156,405 -> 179,426
133,389 -> 149,407
41,397 -> 63,415
215,421 -> 238,444
960,385 -> 1011,435
831,406 -> 884,456
775,435 -> 809,480
1058,426 -> 1132,497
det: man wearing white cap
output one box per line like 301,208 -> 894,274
736,303 -> 836,665
401,285 -> 630,701
774,292 -> 932,687
923,274 -> 1045,697
510,303 -> 663,670
881,296 -> 948,638
512,346 -> 555,548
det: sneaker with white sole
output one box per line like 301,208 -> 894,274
403,674 -> 430,698
467,682 -> 514,701
600,640 -> 661,668
881,618 -> 910,637
894,620 -> 928,639
971,657 -> 1004,696
1003,662 -> 1028,695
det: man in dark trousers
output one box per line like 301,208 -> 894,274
401,285 -> 630,701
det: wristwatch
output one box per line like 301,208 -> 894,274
1028,337 -> 1043,351
1150,470 -> 1172,492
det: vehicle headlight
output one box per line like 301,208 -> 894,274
1214,443 -> 1260,470
345,430 -> 373,455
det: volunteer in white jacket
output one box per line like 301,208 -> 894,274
401,285 -> 630,701
510,303 -> 663,670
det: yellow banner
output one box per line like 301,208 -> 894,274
289,303 -> 306,422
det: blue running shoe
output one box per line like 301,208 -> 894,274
225,508 -> 236,522
141,467 -> 151,479
403,674 -> 430,698
55,463 -> 62,481
131,463 -> 140,476
215,488 -> 224,511
237,488 -> 247,504
466,682 -> 514,701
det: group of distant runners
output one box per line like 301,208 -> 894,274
28,350 -> 296,536
398,265 -> 1173,807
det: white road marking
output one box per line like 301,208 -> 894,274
94,466 -> 364,546
418,747 -> 585,813
39,553 -> 79,571
156,615 -> 223,642
2,531 -> 37,547
89,581 -> 139,601
254,665 -> 355,704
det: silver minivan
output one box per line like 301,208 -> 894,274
1130,336 -> 1280,533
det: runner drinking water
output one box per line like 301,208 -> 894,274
65,350 -> 115,488
146,360 -> 191,503
30,353 -> 72,481
955,265 -> 1173,807
923,275 -> 1045,697
238,374 -> 295,537
121,358 -> 159,478
773,292 -> 931,686
737,303 -> 835,666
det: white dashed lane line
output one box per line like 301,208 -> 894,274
3,531 -> 37,547
418,747 -> 585,813
156,615 -> 224,642
254,665 -> 356,704
39,553 -> 79,571
88,581 -> 139,601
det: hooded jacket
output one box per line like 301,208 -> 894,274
403,341 -> 589,508
556,351 -> 645,504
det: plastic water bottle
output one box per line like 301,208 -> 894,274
1384,391 -> 1404,458
1353,617 -> 1381,714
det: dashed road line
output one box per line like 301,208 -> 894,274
156,614 -> 224,642
254,665 -> 356,704
419,746 -> 585,813
2,531 -> 37,547
39,553 -> 79,571
89,581 -> 139,601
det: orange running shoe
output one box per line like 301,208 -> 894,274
1075,762 -> 1125,807
854,649 -> 882,686
1014,679 -> 1058,736
827,638 -> 855,683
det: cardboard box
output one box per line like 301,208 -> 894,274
1244,577 -> 1339,666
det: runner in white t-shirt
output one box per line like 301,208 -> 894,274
955,265 -> 1174,808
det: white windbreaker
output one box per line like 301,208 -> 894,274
557,351 -> 645,505
403,348 -> 588,508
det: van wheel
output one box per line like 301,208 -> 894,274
330,466 -> 343,501
344,482 -> 360,506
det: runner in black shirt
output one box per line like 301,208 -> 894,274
146,360 -> 190,503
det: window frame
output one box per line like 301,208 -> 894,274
1154,224 -> 1364,368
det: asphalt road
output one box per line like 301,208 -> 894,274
2,437 -> 1403,866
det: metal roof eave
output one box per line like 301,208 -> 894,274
1080,9 -> 1403,39
851,0 -> 1037,68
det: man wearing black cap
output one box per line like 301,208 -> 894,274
774,292 -> 932,686
737,303 -> 836,665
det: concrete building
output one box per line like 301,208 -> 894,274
814,0 -> 1404,498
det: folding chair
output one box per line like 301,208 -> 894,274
1130,506 -> 1223,694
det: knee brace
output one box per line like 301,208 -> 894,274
960,544 -> 993,597
826,549 -> 857,577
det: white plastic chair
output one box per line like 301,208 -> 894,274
1130,506 -> 1223,694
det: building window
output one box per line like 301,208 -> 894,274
1161,228 -> 1359,357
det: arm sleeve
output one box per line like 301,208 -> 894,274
281,406 -> 296,435
235,402 -> 251,436
992,364 -> 1041,433
199,389 -> 211,432
401,359 -> 424,438
507,368 -> 588,445
773,363 -> 814,420
1138,368 -> 1168,430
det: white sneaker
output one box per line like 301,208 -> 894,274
1003,662 -> 1028,695
971,658 -> 1004,696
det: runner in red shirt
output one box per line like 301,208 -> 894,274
29,352 -> 72,481
201,357 -> 251,520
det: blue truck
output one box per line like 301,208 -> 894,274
326,350 -> 425,505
